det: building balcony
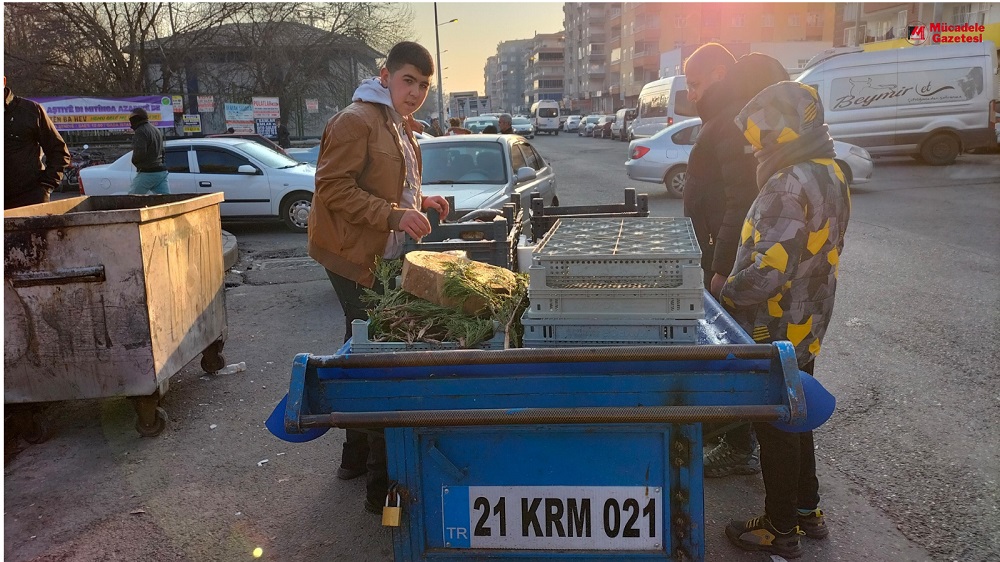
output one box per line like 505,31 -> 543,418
586,64 -> 606,77
631,51 -> 660,68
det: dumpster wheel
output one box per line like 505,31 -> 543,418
135,407 -> 168,438
200,339 -> 226,373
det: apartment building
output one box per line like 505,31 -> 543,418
618,3 -> 837,105
484,39 -> 532,114
524,32 -> 566,106
564,2 -> 613,113
834,2 -> 1000,51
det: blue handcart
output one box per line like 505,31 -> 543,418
277,296 -> 828,561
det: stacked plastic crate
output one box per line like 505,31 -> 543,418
520,217 -> 705,347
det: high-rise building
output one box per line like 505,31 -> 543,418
564,2 -> 612,113
525,32 -> 565,107
484,39 -> 532,114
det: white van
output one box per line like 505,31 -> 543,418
530,100 -> 561,135
796,41 -> 998,165
629,75 -> 698,140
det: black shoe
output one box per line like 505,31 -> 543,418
703,441 -> 761,478
797,508 -> 829,539
336,464 -> 367,480
725,515 -> 804,559
363,497 -> 382,515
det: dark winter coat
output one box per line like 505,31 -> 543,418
683,54 -> 790,282
129,114 -> 165,172
4,87 -> 71,199
721,82 -> 850,368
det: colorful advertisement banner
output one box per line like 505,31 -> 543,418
182,114 -> 202,133
252,96 -> 281,119
172,95 -> 184,113
255,118 -> 277,138
29,95 -> 174,131
224,103 -> 254,133
197,95 -> 215,113
305,99 -> 319,114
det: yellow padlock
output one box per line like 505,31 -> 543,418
382,489 -> 402,527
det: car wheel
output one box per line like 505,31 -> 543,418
280,190 -> 312,233
919,133 -> 960,166
664,165 -> 687,198
834,159 -> 854,185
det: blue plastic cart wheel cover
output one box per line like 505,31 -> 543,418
265,394 -> 330,442
770,371 -> 836,432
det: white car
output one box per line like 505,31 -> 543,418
418,134 -> 558,218
563,115 -> 582,132
79,138 -> 316,232
511,117 -> 535,138
625,117 -> 873,198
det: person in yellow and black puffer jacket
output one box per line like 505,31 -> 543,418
720,81 -> 850,559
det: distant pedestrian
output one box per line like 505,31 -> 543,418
497,113 -> 514,134
277,118 -> 291,148
482,125 -> 498,134
445,117 -> 471,135
4,78 -> 71,209
127,108 -> 169,195
226,127 -> 235,134
429,117 -> 443,136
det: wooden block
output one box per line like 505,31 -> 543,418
401,251 -> 517,316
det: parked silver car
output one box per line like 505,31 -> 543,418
625,117 -> 873,198
418,135 -> 559,218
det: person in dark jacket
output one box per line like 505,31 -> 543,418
277,118 -> 291,148
722,81 -> 850,558
4,81 -> 71,209
498,113 -> 514,134
683,44 -> 791,478
127,108 -> 169,194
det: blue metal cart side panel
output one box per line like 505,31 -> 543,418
388,424 -> 702,561
773,341 -> 807,425
284,353 -> 311,434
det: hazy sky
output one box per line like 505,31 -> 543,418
409,2 -> 566,95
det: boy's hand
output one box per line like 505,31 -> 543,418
422,195 -> 450,220
399,209 -> 432,240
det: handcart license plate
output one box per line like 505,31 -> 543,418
442,486 -> 662,550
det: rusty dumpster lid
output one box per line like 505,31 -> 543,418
4,193 -> 225,231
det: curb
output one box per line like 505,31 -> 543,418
222,230 -> 239,271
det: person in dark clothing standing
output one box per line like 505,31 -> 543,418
683,44 -> 791,478
277,118 -> 292,148
4,80 -> 71,209
498,113 -> 514,134
127,108 -> 169,195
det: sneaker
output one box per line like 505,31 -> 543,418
336,464 -> 367,480
363,498 -> 382,515
797,508 -> 829,539
725,515 -> 804,559
703,440 -> 761,478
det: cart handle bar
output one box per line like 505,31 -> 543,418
296,405 -> 791,430
311,344 -> 775,369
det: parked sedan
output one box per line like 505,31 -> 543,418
511,116 -> 535,138
579,115 -> 601,137
625,117 -> 874,198
594,115 -> 615,139
563,115 -> 582,132
418,135 -> 558,219
79,138 -> 316,232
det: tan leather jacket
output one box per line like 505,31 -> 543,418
307,101 -> 422,287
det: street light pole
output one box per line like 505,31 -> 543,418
434,3 -> 446,131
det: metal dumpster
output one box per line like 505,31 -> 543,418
4,194 -> 228,437
280,296 -> 814,561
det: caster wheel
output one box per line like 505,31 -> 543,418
136,407 -> 168,438
201,352 -> 226,373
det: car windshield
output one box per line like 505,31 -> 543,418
538,108 -> 558,117
586,116 -> 601,123
421,142 -> 508,185
236,141 -> 303,168
512,117 -> 531,125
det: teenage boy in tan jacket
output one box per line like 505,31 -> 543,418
307,41 -> 449,514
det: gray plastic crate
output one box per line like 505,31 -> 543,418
348,319 -> 505,353
520,310 -> 700,347
525,263 -> 704,318
532,217 -> 702,289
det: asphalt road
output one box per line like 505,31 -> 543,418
6,134 -> 998,562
